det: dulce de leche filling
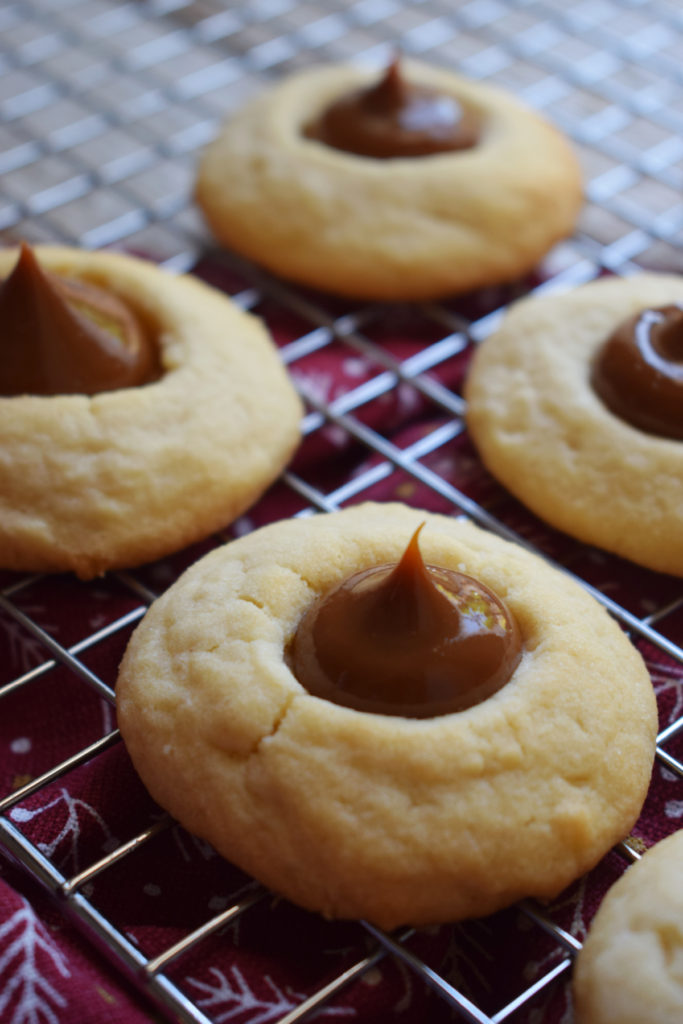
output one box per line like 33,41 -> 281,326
288,525 -> 522,718
303,58 -> 480,159
0,243 -> 159,397
592,304 -> 683,439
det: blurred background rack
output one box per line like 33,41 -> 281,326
0,1 -> 682,1023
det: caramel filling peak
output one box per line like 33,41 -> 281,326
0,243 -> 159,397
304,58 -> 480,159
288,524 -> 522,718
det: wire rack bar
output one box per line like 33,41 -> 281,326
362,920 -> 495,1024
61,817 -> 173,896
144,888 -> 268,977
0,731 -> 121,814
0,606 -> 146,699
0,593 -> 117,702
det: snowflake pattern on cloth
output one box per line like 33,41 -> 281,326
186,964 -> 356,1024
0,895 -> 70,1024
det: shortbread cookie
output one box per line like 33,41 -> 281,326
573,829 -> 683,1024
195,61 -> 582,301
117,502 -> 656,928
0,246 -> 302,579
465,274 -> 683,575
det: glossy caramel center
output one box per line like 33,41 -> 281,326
304,58 -> 480,159
592,304 -> 683,439
0,243 -> 159,397
289,525 -> 522,718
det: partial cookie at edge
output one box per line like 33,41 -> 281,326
573,829 -> 683,1024
0,246 -> 303,578
465,273 -> 683,575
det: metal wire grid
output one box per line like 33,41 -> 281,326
0,0 -> 682,1021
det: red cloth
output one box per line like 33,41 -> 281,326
1,267 -> 681,1024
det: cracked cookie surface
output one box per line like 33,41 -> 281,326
573,829 -> 683,1024
0,246 -> 302,578
465,273 -> 683,575
116,503 -> 656,927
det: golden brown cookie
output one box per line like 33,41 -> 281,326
465,273 -> 683,575
195,61 -> 582,301
0,246 -> 302,579
573,829 -> 683,1024
117,502 -> 656,928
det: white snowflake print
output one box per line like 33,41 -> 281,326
515,880 -> 590,1023
231,516 -> 256,538
647,656 -> 683,726
0,897 -> 70,1024
292,368 -> 336,406
9,787 -> 117,873
665,800 -> 683,819
186,964 -> 355,1023
1,608 -> 54,675
394,381 -> 422,419
10,738 -> 32,756
321,423 -> 350,449
528,994 -> 574,1024
439,919 -> 495,997
342,357 -> 371,379
172,824 -> 217,863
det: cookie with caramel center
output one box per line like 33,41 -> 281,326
0,245 -> 302,578
117,503 -> 656,928
196,59 -> 582,300
466,273 -> 683,575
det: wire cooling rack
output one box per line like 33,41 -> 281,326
1,1 -> 683,1022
